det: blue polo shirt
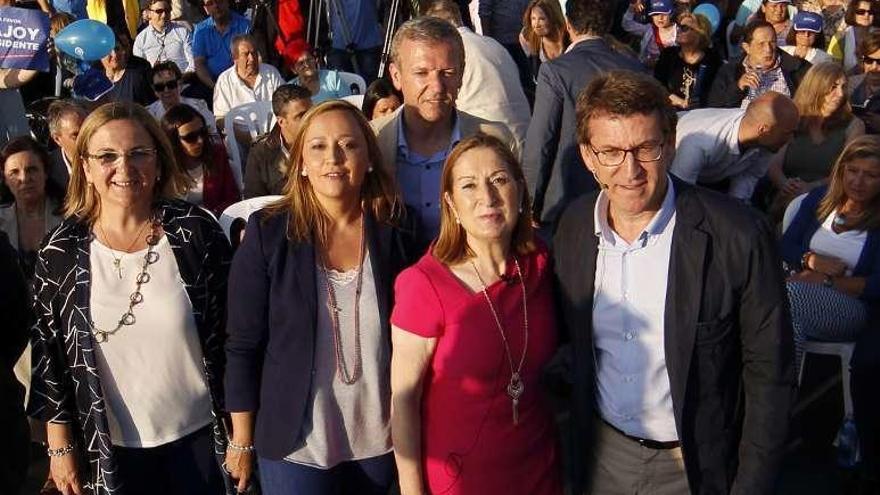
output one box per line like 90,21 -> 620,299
396,113 -> 461,242
192,12 -> 250,80
330,0 -> 382,50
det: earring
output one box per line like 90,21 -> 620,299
301,169 -> 308,177
518,205 -> 523,213
368,166 -> 374,172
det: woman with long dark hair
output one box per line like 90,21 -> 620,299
161,103 -> 240,215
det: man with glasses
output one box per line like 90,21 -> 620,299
671,91 -> 798,202
146,61 -> 217,134
192,0 -> 250,90
553,70 -> 794,495
288,46 -> 351,103
133,0 -> 194,74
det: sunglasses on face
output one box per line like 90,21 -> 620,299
679,24 -> 693,33
864,55 -> 880,66
179,128 -> 206,143
151,8 -> 168,14
856,8 -> 874,15
153,80 -> 178,92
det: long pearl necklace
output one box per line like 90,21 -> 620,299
470,257 -> 529,425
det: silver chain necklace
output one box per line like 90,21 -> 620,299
470,257 -> 529,425
318,214 -> 366,385
90,222 -> 161,343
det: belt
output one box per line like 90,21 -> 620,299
601,418 -> 681,450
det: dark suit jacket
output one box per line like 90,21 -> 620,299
523,38 -> 645,227
553,179 -> 795,495
707,51 -> 811,108
224,209 -> 417,459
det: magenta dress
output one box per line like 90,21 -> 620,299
391,246 -> 562,495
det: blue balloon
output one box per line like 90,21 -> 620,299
54,20 -> 115,62
693,3 -> 721,35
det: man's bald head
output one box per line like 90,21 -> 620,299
742,92 -> 799,153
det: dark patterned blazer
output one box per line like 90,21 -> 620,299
27,200 -> 232,495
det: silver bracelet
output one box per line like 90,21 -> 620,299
227,441 -> 255,452
47,443 -> 75,457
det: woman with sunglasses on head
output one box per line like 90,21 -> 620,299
828,0 -> 876,74
161,103 -> 240,215
147,61 -> 217,135
654,12 -> 722,109
28,102 -> 232,495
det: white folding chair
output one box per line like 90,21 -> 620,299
337,71 -> 367,95
341,94 -> 365,109
222,101 -> 276,190
781,193 -> 807,234
218,195 -> 283,243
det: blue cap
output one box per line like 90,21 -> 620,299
648,0 -> 674,16
793,11 -> 823,33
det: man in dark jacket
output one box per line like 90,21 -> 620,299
0,231 -> 30,494
709,19 -> 810,108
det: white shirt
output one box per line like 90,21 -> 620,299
89,236 -> 214,447
455,26 -> 531,149
593,179 -> 678,442
132,22 -> 194,73
810,209 -> 868,276
213,63 -> 284,119
671,108 -> 771,201
781,45 -> 833,65
147,96 -> 218,134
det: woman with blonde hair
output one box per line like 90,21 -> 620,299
224,100 -> 416,493
519,0 -> 568,81
654,12 -> 722,109
391,134 -> 561,495
768,61 -> 864,208
28,101 -> 232,495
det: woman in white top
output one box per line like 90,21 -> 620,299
782,11 -> 834,65
29,102 -> 233,495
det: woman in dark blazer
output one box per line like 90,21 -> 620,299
224,100 -> 415,494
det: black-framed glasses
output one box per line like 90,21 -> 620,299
84,147 -> 157,167
863,55 -> 880,66
151,8 -> 168,14
588,142 -> 664,167
179,128 -> 207,144
153,80 -> 178,92
856,8 -> 873,15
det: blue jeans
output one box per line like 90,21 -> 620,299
258,452 -> 395,495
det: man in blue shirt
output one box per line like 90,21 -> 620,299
192,0 -> 250,90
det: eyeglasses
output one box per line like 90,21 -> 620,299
863,55 -> 880,66
679,24 -> 692,33
855,8 -> 873,15
179,128 -> 206,143
588,142 -> 664,167
151,8 -> 168,14
294,57 -> 315,69
152,79 -> 178,92
84,147 -> 157,167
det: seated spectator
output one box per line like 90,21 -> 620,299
622,0 -> 678,66
213,34 -> 284,126
816,0 -> 848,42
654,11 -> 721,109
133,0 -> 194,74
424,0 -> 531,148
780,136 -> 880,481
0,137 -> 65,278
161,104 -> 240,214
848,30 -> 880,107
192,0 -> 250,89
768,62 -> 864,210
147,61 -> 216,134
362,78 -> 402,121
709,20 -> 810,108
46,99 -> 88,189
827,0 -> 875,74
749,0 -> 794,46
99,31 -> 156,105
244,84 -> 312,198
288,47 -> 352,104
730,0 -> 796,45
518,0 -> 568,82
671,91 -> 800,202
782,11 -> 833,64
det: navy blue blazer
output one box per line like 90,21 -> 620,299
224,208 -> 416,459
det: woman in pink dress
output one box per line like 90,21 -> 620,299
390,134 -> 562,495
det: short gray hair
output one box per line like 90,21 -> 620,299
47,99 -> 87,136
390,17 -> 464,69
231,33 -> 257,58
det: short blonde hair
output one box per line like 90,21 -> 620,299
63,102 -> 190,224
267,100 -> 401,243
433,134 -> 535,265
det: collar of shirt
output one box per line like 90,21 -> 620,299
593,177 -> 676,248
280,130 -> 291,160
565,34 -> 603,54
727,111 -> 766,163
396,111 -> 462,164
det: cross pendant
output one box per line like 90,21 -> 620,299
113,259 -> 123,279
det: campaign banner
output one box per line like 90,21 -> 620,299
0,7 -> 50,72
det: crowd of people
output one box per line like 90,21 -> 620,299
1,0 -> 879,494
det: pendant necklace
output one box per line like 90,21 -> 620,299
470,257 -> 529,425
98,220 -> 152,279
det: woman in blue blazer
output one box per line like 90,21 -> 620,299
223,100 -> 416,494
